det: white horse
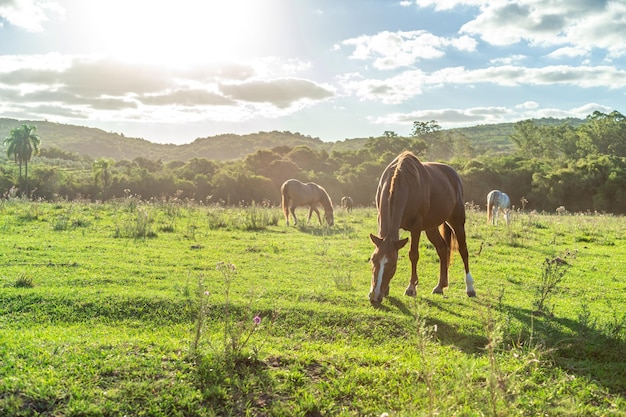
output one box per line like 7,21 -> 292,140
487,190 -> 511,225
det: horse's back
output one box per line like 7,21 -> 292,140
281,178 -> 318,205
487,190 -> 510,209
281,178 -> 301,192
425,162 -> 463,193
378,152 -> 465,230
423,162 -> 466,218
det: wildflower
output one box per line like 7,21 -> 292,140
253,315 -> 261,325
203,291 -> 210,296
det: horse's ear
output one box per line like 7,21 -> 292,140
370,233 -> 383,247
395,237 -> 409,250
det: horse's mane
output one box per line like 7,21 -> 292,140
389,151 -> 421,199
316,184 -> 333,211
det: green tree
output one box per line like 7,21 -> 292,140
93,158 -> 115,198
410,120 -> 460,160
365,136 -> 426,159
3,124 -> 41,197
577,110 -> 626,157
411,120 -> 441,136
509,120 -> 550,158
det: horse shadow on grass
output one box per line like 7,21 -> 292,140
384,295 -> 626,398
293,223 -> 356,237
502,304 -> 626,398
384,295 -> 490,354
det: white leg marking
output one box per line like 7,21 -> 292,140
465,272 -> 475,293
375,256 -> 387,299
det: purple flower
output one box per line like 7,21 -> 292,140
253,315 -> 261,325
203,291 -> 210,296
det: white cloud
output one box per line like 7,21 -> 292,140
0,53 -> 334,124
339,70 -> 426,104
372,102 -> 615,130
547,46 -> 590,59
372,106 -> 512,126
408,0 -> 486,11
219,78 -> 334,108
342,64 -> 626,104
516,101 -> 539,109
459,0 -> 626,57
340,30 -> 477,70
489,55 -> 527,65
0,0 -> 62,31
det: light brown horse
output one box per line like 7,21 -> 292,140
369,151 -> 476,304
341,196 -> 354,212
281,179 -> 334,226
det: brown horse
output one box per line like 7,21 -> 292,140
281,179 -> 334,226
369,151 -> 476,304
341,196 -> 354,212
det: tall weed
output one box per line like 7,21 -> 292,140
114,207 -> 156,238
532,251 -> 574,315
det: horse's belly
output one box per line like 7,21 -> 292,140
402,211 -> 449,231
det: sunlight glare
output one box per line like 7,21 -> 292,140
78,0 -> 269,65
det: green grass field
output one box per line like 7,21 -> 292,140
0,199 -> 624,416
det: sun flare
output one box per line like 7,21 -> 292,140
75,0 -> 270,65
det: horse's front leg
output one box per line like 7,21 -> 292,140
308,206 -> 322,225
405,231 -> 421,297
425,228 -> 449,295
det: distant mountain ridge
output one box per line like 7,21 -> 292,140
0,118 -> 327,161
0,117 -> 584,162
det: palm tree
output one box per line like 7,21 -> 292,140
93,157 -> 115,198
3,124 -> 41,197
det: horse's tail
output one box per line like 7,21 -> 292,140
280,182 -> 290,221
439,223 -> 457,267
487,193 -> 493,224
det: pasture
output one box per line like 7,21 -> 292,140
0,198 -> 624,416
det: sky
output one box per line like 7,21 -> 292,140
1,0 -> 625,145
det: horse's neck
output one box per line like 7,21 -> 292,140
378,188 -> 405,240
318,191 -> 331,210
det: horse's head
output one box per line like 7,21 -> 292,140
325,210 -> 334,226
368,234 -> 408,304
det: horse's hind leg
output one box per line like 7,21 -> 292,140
290,205 -> 298,225
425,227 -> 449,295
449,219 -> 476,297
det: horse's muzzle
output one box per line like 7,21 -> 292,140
369,291 -> 383,305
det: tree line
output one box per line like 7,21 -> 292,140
2,110 -> 626,214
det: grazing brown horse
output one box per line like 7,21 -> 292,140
369,151 -> 476,304
281,179 -> 334,226
341,196 -> 354,212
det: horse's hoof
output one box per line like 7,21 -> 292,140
404,287 -> 416,297
432,286 -> 444,295
467,290 -> 477,297
369,292 -> 383,305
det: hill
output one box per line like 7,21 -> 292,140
0,119 -> 326,162
449,117 -> 585,154
0,117 -> 585,162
